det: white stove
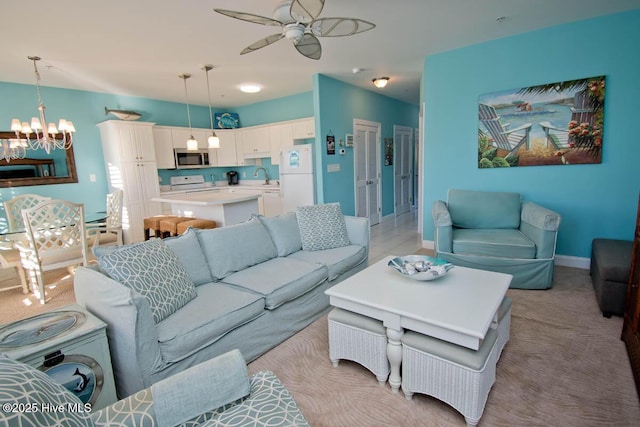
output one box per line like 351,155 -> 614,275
169,175 -> 210,191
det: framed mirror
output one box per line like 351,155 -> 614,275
0,131 -> 78,188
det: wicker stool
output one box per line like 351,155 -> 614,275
401,328 -> 499,427
328,308 -> 390,385
176,219 -> 217,235
495,296 -> 512,361
158,216 -> 192,238
143,215 -> 175,240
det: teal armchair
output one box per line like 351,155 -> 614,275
432,189 -> 561,289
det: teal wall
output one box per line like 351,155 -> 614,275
234,92 -> 313,127
422,10 -> 640,258
314,74 -> 419,216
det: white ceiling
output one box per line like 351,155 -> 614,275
2,0 -> 639,109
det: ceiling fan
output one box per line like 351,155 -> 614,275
214,0 -> 375,60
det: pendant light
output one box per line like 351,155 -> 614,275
202,65 -> 220,148
178,73 -> 198,150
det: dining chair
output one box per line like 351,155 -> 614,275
0,245 -> 28,294
86,189 -> 124,249
16,199 -> 89,304
3,194 -> 51,232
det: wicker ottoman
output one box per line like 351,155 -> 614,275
143,215 -> 175,240
176,219 -> 217,235
401,328 -> 499,427
495,296 -> 512,361
590,238 -> 633,317
328,308 -> 390,385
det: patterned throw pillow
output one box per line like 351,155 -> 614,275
0,355 -> 94,427
296,203 -> 351,251
99,239 -> 196,323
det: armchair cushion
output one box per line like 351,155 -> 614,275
99,239 -> 197,323
151,349 -> 250,427
0,354 -> 94,427
447,189 -> 521,229
452,229 -> 536,259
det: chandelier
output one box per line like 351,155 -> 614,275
10,56 -> 75,155
0,137 -> 28,162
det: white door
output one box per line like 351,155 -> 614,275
394,125 -> 413,215
354,119 -> 381,226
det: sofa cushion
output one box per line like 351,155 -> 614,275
452,228 -> 536,259
163,227 -> 213,286
254,213 -> 302,257
288,244 -> 367,281
197,218 -> 278,280
0,355 -> 94,427
222,257 -> 328,309
156,282 -> 265,364
296,203 -> 350,251
447,189 -> 521,229
99,239 -> 197,323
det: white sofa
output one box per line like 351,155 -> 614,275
75,204 -> 369,398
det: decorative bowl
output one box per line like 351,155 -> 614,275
387,255 -> 454,281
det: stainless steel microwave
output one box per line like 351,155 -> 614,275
174,149 -> 210,169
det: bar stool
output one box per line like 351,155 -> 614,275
158,216 -> 192,238
143,215 -> 174,240
176,219 -> 217,235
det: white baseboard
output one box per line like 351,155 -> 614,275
422,240 -> 590,270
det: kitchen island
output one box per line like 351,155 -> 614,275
151,191 -> 260,227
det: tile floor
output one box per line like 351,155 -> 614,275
368,210 -> 426,264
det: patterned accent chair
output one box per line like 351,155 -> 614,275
0,350 -> 309,427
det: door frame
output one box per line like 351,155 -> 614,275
353,118 -> 381,224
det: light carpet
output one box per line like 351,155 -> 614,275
247,265 -> 640,426
2,262 -> 639,426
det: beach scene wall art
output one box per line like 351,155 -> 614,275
478,76 -> 605,168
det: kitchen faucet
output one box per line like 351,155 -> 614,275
253,167 -> 270,185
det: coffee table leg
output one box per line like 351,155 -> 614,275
386,327 -> 403,393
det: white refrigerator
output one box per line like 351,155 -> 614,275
280,144 -> 315,212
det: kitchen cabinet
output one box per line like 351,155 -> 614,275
240,126 -> 271,158
215,129 -> 240,166
97,120 -> 161,243
269,123 -> 293,165
292,118 -> 315,139
153,126 -> 176,169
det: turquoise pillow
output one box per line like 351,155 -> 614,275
296,203 -> 351,251
254,213 -> 302,257
163,228 -> 213,286
99,239 -> 196,323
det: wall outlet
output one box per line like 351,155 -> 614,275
89,174 -> 96,182
242,172 -> 246,178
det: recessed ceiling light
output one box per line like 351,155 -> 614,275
240,84 -> 261,93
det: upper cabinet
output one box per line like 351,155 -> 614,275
153,126 -> 176,169
292,118 -> 315,139
240,126 -> 271,158
215,130 -> 239,166
100,120 -> 157,163
171,128 -> 209,150
269,124 -> 293,165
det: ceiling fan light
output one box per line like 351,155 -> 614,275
373,77 -> 389,88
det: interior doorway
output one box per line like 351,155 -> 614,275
393,125 -> 413,216
353,119 -> 381,226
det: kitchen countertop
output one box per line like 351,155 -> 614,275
159,184 -> 280,195
152,191 -> 261,206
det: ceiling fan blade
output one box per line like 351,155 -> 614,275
290,0 -> 325,23
311,17 -> 375,37
241,33 -> 286,55
295,33 -> 322,60
214,9 -> 282,26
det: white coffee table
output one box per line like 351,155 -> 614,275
325,256 -> 512,392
